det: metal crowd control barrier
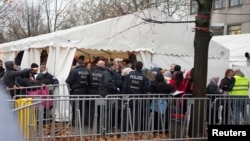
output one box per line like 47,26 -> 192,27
9,98 -> 42,141
10,94 -> 213,141
213,96 -> 250,125
9,87 -> 250,141
12,84 -> 70,99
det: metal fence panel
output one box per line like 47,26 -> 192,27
9,91 -> 250,141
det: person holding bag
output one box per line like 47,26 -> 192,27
15,69 -> 52,109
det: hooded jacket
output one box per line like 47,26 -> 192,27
2,61 -> 32,96
155,73 -> 174,94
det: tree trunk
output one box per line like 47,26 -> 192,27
189,0 -> 213,139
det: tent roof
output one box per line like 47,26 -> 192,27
0,9 -> 228,59
211,33 -> 250,61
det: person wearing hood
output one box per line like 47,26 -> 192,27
2,61 -> 32,98
227,69 -> 249,124
206,76 -> 223,94
155,73 -> 174,94
206,76 -> 223,125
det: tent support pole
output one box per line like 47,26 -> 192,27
101,49 -> 111,58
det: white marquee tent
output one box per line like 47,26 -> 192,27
210,33 -> 250,68
0,9 -> 230,121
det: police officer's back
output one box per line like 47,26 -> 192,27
121,61 -> 150,132
89,60 -> 106,95
122,61 -> 150,94
66,59 -> 90,95
66,59 -> 90,126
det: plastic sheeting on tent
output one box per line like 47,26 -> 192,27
210,33 -> 250,68
0,8 -> 230,121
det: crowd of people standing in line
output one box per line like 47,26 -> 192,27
0,49 -> 249,132
65,54 -> 197,133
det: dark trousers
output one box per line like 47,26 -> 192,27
206,108 -> 219,125
70,88 -> 87,126
152,111 -> 169,133
71,100 -> 83,126
85,100 -> 95,126
122,101 -> 143,132
94,104 -> 113,135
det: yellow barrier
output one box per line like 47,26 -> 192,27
15,98 -> 37,139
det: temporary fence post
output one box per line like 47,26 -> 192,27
217,105 -> 223,125
185,100 -> 193,138
38,102 -> 44,141
76,109 -> 83,141
28,105 -> 35,141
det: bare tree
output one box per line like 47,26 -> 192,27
0,0 -> 14,36
42,0 -> 76,32
159,0 -> 189,20
2,0 -> 47,40
0,0 -> 190,42
0,0 -> 78,41
62,0 -> 189,28
0,33 -> 6,43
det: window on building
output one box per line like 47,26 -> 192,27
228,25 -> 241,35
190,0 -> 198,14
229,0 -> 243,7
211,26 -> 224,36
214,0 -> 225,9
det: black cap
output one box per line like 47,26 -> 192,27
31,63 -> 38,68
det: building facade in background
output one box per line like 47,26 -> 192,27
189,0 -> 250,36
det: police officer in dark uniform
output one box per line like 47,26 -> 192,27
122,61 -> 150,132
89,60 -> 106,95
66,58 -> 90,126
99,62 -> 119,97
89,60 -> 106,131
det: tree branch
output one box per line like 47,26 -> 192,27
141,18 -> 195,24
106,21 -> 146,39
